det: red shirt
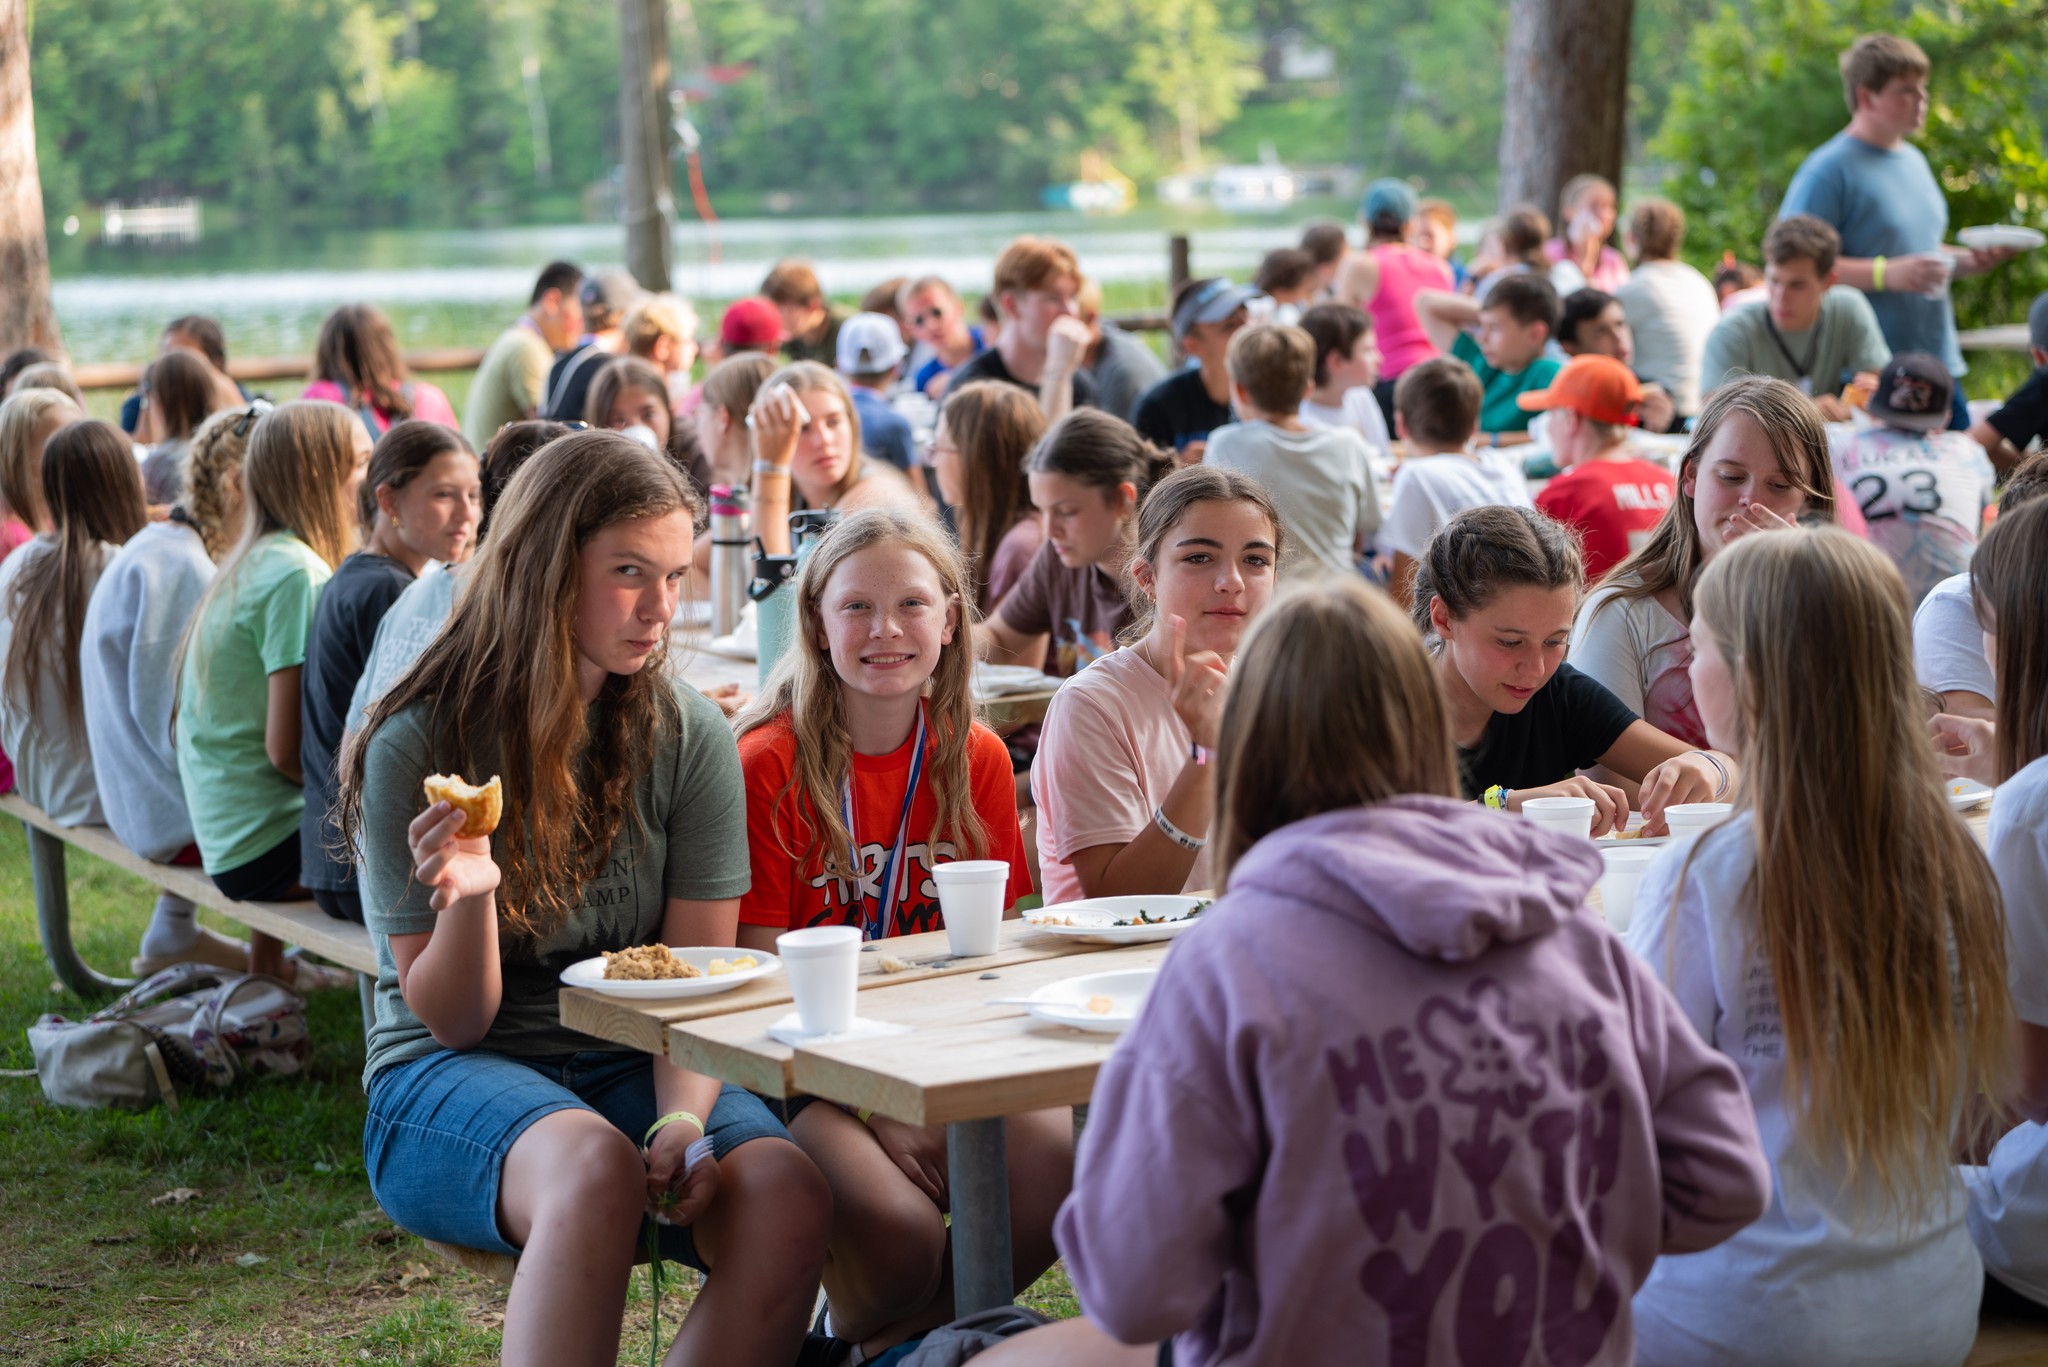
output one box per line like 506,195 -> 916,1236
737,712 -> 1031,936
1536,457 -> 1676,581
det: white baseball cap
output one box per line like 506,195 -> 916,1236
836,312 -> 908,376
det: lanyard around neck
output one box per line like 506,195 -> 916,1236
1761,309 -> 1823,381
841,703 -> 927,941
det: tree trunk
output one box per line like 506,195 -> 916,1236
0,0 -> 60,356
618,0 -> 673,292
1496,0 -> 1635,222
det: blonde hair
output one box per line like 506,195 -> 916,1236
700,352 -> 778,424
0,387 -> 82,531
734,508 -> 989,883
1215,579 -> 1457,879
1691,528 -> 2009,1223
1594,376 -> 1835,616
8,363 -> 85,408
338,432 -> 700,942
181,405 -> 261,560
760,361 -> 867,506
623,293 -> 697,357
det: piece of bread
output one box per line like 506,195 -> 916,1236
422,773 -> 503,839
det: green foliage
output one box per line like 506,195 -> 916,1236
1652,0 -> 2048,336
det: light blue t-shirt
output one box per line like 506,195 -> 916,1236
1781,131 -> 1960,375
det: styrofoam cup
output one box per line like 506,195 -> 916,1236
1665,802 -> 1734,839
1598,846 -> 1662,933
934,860 -> 1009,957
776,925 -> 861,1035
1521,796 -> 1597,839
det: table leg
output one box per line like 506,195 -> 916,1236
947,1117 -> 1014,1315
24,820 -> 132,996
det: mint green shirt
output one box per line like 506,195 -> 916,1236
176,532 -> 331,874
1453,331 -> 1562,435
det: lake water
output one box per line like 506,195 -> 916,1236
48,203 -> 1358,365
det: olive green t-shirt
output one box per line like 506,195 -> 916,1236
358,679 -> 749,1087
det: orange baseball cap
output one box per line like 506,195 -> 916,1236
1515,354 -> 1644,426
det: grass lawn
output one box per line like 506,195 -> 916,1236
0,821 -> 1077,1365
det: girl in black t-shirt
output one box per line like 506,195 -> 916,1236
1413,504 -> 1737,834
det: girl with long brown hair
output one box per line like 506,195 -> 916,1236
175,401 -> 370,986
746,360 -> 921,555
338,430 -> 829,1367
138,348 -> 228,505
1570,376 -> 1837,749
585,354 -> 714,498
1628,527 -> 2010,1367
730,507 -> 1054,1359
930,379 -> 1046,610
304,303 -> 460,435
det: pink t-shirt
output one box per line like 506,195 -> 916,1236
1031,647 -> 1213,905
301,380 -> 460,434
984,515 -> 1045,615
1367,244 -> 1455,379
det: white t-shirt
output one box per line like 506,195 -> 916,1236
1570,579 -> 1709,748
1963,757 -> 2048,1304
345,561 -> 460,732
1030,647 -> 1213,905
1615,259 -> 1721,416
1204,419 -> 1380,579
1913,571 -> 1994,704
1627,818 -> 1983,1367
1376,450 -> 1532,560
0,537 -> 116,826
1298,388 -> 1392,474
1832,427 -> 1996,608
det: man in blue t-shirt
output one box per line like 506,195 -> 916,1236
836,312 -> 918,473
1779,33 -> 2022,424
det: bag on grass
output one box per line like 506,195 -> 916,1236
26,962 -> 308,1112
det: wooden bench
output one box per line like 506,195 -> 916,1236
2,792 -> 376,1024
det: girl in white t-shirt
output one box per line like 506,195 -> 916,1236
1032,466 -> 1284,902
1628,527 -> 2010,1367
1930,498 -> 2048,1311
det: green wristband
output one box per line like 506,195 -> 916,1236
644,1110 -> 704,1148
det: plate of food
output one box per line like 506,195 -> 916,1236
1958,225 -> 2046,252
1025,895 -> 1209,944
1018,968 -> 1158,1034
1948,778 -> 1995,811
559,945 -> 781,998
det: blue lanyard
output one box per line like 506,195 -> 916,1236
841,704 -> 927,941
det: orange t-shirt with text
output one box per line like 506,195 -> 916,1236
737,712 -> 1031,937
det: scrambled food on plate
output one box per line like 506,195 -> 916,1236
602,945 -> 699,981
422,773 -> 502,838
1086,995 -> 1115,1015
707,956 -> 758,976
1033,900 -> 1210,928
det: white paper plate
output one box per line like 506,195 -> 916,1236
1020,968 -> 1158,1034
1958,226 -> 2045,251
559,947 -> 781,998
1025,895 -> 1208,944
1948,779 -> 1995,811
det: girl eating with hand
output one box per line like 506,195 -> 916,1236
1032,466 -> 1284,901
731,508 -> 1055,1361
338,431 -> 829,1367
1416,504 -> 1737,835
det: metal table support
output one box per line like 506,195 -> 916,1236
946,1117 -> 1014,1314
24,821 -> 133,996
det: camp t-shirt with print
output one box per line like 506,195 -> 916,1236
1452,331 -> 1562,435
356,678 -> 749,1086
736,712 -> 1029,938
1456,661 -> 1639,799
995,540 -> 1132,677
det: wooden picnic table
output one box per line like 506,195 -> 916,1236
560,917 -> 1164,1314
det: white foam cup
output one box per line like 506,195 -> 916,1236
1664,802 -> 1735,839
1598,846 -> 1662,933
1520,795 -> 1597,839
933,860 -> 1009,957
775,925 -> 861,1035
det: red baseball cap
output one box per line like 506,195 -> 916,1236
1515,354 -> 1644,426
719,296 -> 785,349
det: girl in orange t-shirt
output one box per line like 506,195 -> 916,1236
733,508 -> 1063,1358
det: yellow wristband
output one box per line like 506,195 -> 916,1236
1872,255 -> 1886,291
857,1107 -> 874,1125
644,1110 -> 705,1147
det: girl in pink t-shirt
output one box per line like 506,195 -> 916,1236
1032,466 -> 1285,903
302,304 -> 460,435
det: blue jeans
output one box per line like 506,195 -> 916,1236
364,1048 -> 788,1266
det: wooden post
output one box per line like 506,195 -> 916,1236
1169,234 -> 1191,298
1496,0 -> 1635,220
618,0 -> 674,292
0,0 -> 60,356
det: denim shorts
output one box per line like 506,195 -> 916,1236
364,1049 -> 790,1266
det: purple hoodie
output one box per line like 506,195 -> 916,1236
1055,796 -> 1770,1367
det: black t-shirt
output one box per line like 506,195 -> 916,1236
1989,366 -> 2048,453
542,341 -> 614,423
300,551 -> 415,891
1456,662 -> 1639,799
943,346 -> 1099,411
1130,366 -> 1233,456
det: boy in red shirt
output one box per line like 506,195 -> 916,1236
1523,354 -> 1677,580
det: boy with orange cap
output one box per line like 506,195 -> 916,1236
1524,354 -> 1676,579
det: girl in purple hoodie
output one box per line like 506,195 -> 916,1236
988,575 -> 1770,1367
